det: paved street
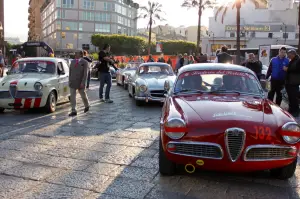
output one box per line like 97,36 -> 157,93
0,80 -> 299,199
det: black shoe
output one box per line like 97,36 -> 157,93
105,99 -> 113,103
84,106 -> 90,113
69,112 -> 77,117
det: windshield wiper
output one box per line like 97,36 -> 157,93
174,89 -> 204,95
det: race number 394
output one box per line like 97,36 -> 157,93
254,126 -> 271,140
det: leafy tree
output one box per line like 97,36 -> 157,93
182,0 -> 215,53
136,1 -> 165,55
215,0 -> 267,64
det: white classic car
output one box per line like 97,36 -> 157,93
0,57 -> 70,113
116,62 -> 140,89
127,62 -> 176,106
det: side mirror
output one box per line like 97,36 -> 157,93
164,80 -> 170,92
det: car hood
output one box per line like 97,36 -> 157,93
0,73 -> 53,90
139,75 -> 176,89
176,95 -> 265,123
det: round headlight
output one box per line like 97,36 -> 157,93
139,85 -> 147,92
282,122 -> 300,144
34,82 -> 43,90
164,118 -> 186,139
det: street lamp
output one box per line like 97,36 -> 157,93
280,23 -> 287,45
206,30 -> 215,56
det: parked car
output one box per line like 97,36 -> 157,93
159,63 -> 299,179
128,62 -> 176,106
91,61 -> 117,80
116,62 -> 140,89
0,58 -> 70,113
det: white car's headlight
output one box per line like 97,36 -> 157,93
139,85 -> 147,92
34,82 -> 43,90
281,122 -> 300,144
164,118 -> 186,139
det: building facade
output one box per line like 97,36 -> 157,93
0,0 -> 4,52
41,0 -> 139,54
202,0 -> 298,55
28,0 -> 44,41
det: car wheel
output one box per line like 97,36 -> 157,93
45,91 -> 57,113
270,159 -> 297,180
0,108 -> 4,113
159,136 -> 176,175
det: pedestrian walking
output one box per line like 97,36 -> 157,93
98,44 -> 114,103
83,50 -> 93,89
242,53 -> 262,80
69,50 -> 90,116
266,47 -> 289,106
214,46 -> 233,64
283,49 -> 300,117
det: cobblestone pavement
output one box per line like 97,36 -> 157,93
0,80 -> 300,199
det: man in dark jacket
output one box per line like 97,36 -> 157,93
242,53 -> 262,79
283,49 -> 300,116
215,46 -> 233,64
266,47 -> 289,106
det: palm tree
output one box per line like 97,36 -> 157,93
182,0 -> 215,53
215,0 -> 267,64
137,1 -> 165,55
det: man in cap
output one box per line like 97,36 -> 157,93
283,49 -> 300,117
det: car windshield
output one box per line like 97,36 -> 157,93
10,60 -> 56,74
174,70 -> 262,96
138,65 -> 174,75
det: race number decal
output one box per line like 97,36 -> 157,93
253,126 -> 271,140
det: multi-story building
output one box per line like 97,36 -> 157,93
28,0 -> 44,41
202,0 -> 298,55
0,0 -> 4,52
40,0 -> 139,54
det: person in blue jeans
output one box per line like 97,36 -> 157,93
266,47 -> 289,106
98,44 -> 114,103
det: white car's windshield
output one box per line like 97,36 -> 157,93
174,70 -> 262,95
138,65 -> 174,76
11,60 -> 56,74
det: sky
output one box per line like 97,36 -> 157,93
3,0 -> 213,42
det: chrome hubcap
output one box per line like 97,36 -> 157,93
50,94 -> 56,109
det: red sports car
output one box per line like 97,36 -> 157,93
159,63 -> 300,179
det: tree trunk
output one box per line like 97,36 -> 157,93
148,18 -> 153,55
196,0 -> 202,53
298,3 -> 300,54
236,1 -> 241,65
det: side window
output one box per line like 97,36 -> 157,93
57,62 -> 64,75
62,61 -> 69,74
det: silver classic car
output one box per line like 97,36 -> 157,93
128,62 -> 176,106
116,62 -> 140,89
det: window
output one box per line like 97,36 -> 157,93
78,33 -> 83,40
63,21 -> 77,30
56,10 -> 61,18
95,13 -> 110,22
56,0 -> 61,7
81,11 -> 94,20
230,32 -> 235,37
56,21 -> 61,30
128,10 -> 131,18
104,2 -> 111,11
268,33 -> 273,38
95,24 -> 110,33
73,33 -> 78,39
62,10 -> 66,18
61,32 -> 66,39
122,7 -> 126,15
54,33 -> 57,39
83,0 -> 95,10
66,43 -> 73,49
62,0 -> 74,8
117,26 -> 122,34
115,4 -> 122,14
117,15 -> 123,24
283,33 -> 288,39
79,23 -> 83,31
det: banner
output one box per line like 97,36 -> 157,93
259,45 -> 271,66
156,42 -> 162,53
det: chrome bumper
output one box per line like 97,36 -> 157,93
135,96 -> 165,102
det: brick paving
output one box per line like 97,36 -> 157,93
0,81 -> 299,199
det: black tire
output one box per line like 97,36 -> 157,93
0,108 -> 4,113
159,136 -> 176,175
270,159 -> 297,180
45,91 -> 57,113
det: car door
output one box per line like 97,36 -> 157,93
57,62 -> 69,99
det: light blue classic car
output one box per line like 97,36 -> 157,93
127,62 -> 176,106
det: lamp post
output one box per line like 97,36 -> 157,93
280,23 -> 287,45
206,30 -> 215,56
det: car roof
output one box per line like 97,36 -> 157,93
17,57 -> 65,64
178,63 -> 255,75
139,62 -> 170,67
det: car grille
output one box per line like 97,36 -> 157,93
150,90 -> 164,98
167,142 -> 223,159
0,91 -> 11,99
15,91 -> 42,98
225,128 -> 245,162
245,146 -> 295,161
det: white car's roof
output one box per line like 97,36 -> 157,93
17,57 -> 65,64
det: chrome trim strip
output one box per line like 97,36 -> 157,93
135,96 -> 165,102
167,141 -> 224,160
225,127 -> 246,162
243,144 -> 297,162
